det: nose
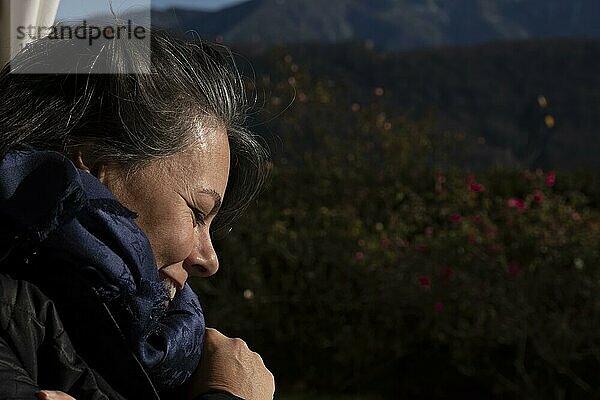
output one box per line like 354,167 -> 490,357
183,228 -> 219,278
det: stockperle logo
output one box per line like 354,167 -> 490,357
2,0 -> 151,74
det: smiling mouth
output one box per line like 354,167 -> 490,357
158,265 -> 188,301
162,277 -> 177,301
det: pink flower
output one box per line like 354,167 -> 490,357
465,175 -> 475,184
438,266 -> 453,281
507,262 -> 522,276
533,191 -> 544,203
380,238 -> 392,249
415,243 -> 428,252
353,251 -> 365,262
434,302 -> 444,312
449,214 -> 464,223
425,227 -> 434,237
474,215 -> 482,225
468,183 -> 486,193
418,276 -> 431,288
546,171 -> 556,187
507,197 -> 527,210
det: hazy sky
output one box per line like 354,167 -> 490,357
57,0 -> 249,19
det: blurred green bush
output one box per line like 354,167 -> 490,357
193,54 -> 600,399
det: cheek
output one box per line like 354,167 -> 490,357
140,212 -> 195,268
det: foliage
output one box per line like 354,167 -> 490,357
193,53 -> 600,399
247,39 -> 600,170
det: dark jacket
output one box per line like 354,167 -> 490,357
0,148 -> 238,399
0,273 -> 130,399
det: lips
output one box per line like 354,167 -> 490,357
159,264 -> 189,300
162,278 -> 177,301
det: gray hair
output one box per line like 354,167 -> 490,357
0,28 -> 270,232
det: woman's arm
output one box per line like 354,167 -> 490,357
0,274 -> 127,399
0,335 -> 40,396
35,327 -> 273,400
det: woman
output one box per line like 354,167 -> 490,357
0,11 -> 274,400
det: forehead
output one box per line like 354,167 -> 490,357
159,126 -> 230,194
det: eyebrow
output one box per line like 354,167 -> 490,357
199,188 -> 222,215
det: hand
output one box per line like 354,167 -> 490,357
186,328 -> 275,400
37,391 -> 76,400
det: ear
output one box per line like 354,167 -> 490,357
71,150 -> 108,183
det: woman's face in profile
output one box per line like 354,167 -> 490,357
83,126 -> 231,294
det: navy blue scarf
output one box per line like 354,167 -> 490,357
0,147 -> 204,390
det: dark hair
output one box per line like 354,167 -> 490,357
0,28 -> 269,233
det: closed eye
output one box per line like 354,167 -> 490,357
190,206 -> 206,227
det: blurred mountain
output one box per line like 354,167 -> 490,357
137,0 -> 600,169
149,0 -> 600,50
